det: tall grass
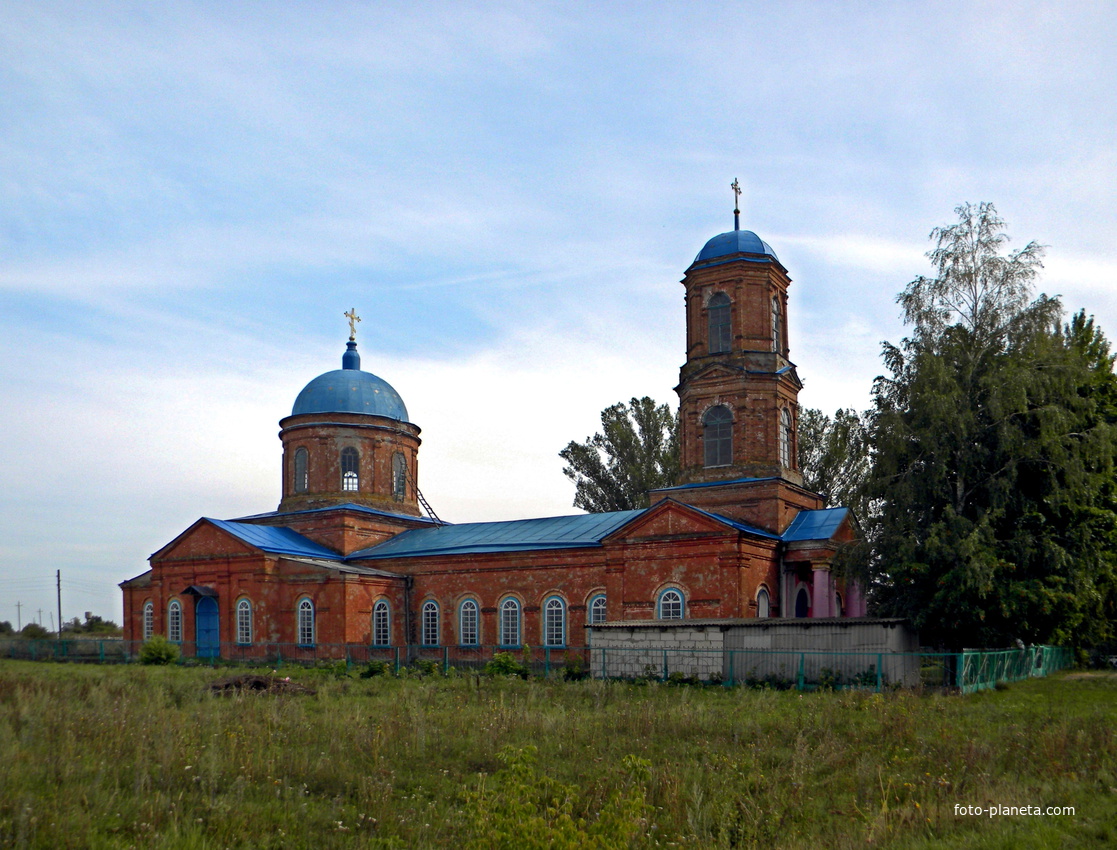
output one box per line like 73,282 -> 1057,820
0,662 -> 1114,848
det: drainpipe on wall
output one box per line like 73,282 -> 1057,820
403,575 -> 415,662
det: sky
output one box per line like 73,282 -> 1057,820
2,1 -> 1116,627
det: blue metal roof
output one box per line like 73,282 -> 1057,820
655,476 -> 778,492
291,341 -> 409,421
206,519 -> 343,560
782,507 -> 849,542
233,503 -> 439,525
350,510 -> 645,560
692,229 -> 778,267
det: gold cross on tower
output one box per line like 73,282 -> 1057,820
344,307 -> 361,340
731,178 -> 741,229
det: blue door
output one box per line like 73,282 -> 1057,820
196,597 -> 219,658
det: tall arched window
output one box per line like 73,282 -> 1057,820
499,598 -> 520,647
294,447 -> 309,493
142,601 -> 154,641
771,296 -> 782,353
459,599 -> 479,646
236,598 -> 252,645
707,292 -> 731,354
340,447 -> 359,492
167,600 -> 182,642
658,589 -> 684,620
756,588 -> 770,619
588,594 -> 607,625
703,405 -> 733,467
297,598 -> 315,646
372,600 -> 390,646
421,601 -> 439,646
392,452 -> 407,501
543,597 -> 566,647
779,408 -> 793,468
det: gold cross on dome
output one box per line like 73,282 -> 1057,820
344,307 -> 361,340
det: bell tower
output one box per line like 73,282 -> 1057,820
651,185 -> 822,533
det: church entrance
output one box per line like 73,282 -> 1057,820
795,588 -> 809,618
195,597 -> 219,658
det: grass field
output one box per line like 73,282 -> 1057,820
0,661 -> 1114,848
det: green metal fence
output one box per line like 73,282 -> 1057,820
0,639 -> 1073,692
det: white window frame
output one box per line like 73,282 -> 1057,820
142,601 -> 154,641
543,597 -> 565,647
658,589 -> 684,620
297,598 -> 315,646
459,599 -> 479,646
372,600 -> 390,646
422,601 -> 440,647
779,408 -> 793,468
499,598 -> 520,647
236,598 -> 252,645
588,594 -> 606,625
167,600 -> 182,642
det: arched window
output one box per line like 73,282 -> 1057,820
142,601 -> 154,641
707,292 -> 731,354
835,592 -> 844,618
795,588 -> 809,618
236,598 -> 252,645
756,588 -> 770,619
703,405 -> 733,468
543,597 -> 566,647
297,598 -> 315,646
294,447 -> 309,494
459,599 -> 479,646
392,452 -> 407,501
499,598 -> 520,647
771,296 -> 782,353
372,600 -> 390,646
167,600 -> 182,642
779,408 -> 793,468
340,447 -> 359,492
588,594 -> 607,625
658,589 -> 684,620
421,601 -> 439,646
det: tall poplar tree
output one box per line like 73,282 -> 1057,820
869,203 -> 1117,649
559,397 -> 679,512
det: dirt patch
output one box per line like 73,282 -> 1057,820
208,674 -> 317,696
1062,671 -> 1117,680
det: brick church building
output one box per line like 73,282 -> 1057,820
121,210 -> 863,657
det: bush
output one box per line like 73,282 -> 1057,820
138,635 -> 180,665
561,655 -> 588,682
484,651 -> 529,679
359,660 -> 393,679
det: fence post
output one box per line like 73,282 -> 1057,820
876,653 -> 883,693
545,647 -> 551,677
443,646 -> 449,675
663,649 -> 668,682
394,646 -> 400,675
601,648 -> 607,679
727,650 -> 734,687
797,652 -> 805,691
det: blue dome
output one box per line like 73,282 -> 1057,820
292,341 -> 410,421
692,229 -> 779,266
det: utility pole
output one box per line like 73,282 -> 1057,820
15,601 -> 21,631
37,609 -> 42,626
57,569 -> 62,638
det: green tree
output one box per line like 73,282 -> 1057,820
798,407 -> 872,518
869,203 -> 1117,649
559,397 -> 679,512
